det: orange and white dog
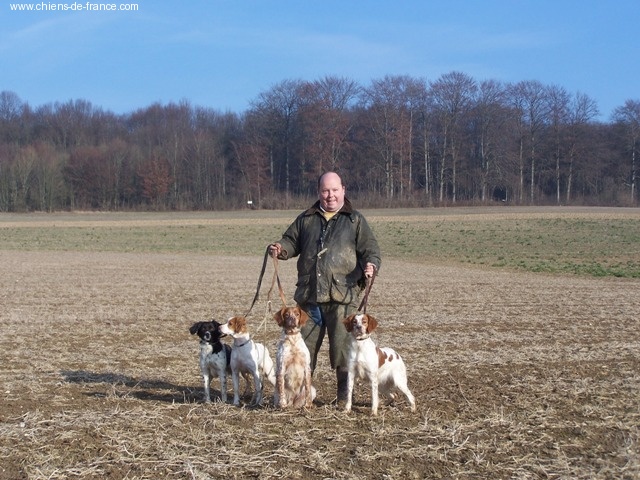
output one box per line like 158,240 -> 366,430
273,306 -> 316,408
342,313 -> 416,416
219,316 -> 276,407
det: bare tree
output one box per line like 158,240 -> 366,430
360,76 -> 410,198
546,85 -> 571,204
0,91 -> 24,143
251,80 -> 304,198
232,114 -> 269,208
565,93 -> 599,203
471,80 -> 510,202
430,72 -> 477,203
297,76 -> 360,184
612,100 -> 640,204
47,99 -> 101,148
508,81 -> 549,204
14,145 -> 37,210
138,156 -> 172,210
128,101 -> 194,207
415,90 -> 435,203
31,142 -> 66,211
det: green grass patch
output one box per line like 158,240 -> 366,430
370,216 -> 640,278
1,210 -> 639,278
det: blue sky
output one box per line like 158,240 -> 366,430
1,0 -> 638,120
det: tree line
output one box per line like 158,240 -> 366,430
0,72 -> 638,212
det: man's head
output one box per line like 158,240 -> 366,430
317,172 -> 346,212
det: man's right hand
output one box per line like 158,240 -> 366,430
268,243 -> 282,257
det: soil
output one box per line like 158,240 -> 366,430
0,236 -> 639,478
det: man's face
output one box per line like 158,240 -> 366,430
318,174 -> 345,212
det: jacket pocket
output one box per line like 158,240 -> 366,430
294,274 -> 312,303
329,275 -> 359,305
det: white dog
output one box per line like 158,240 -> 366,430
219,316 -> 276,406
343,313 -> 416,416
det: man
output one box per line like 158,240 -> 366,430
268,172 -> 381,404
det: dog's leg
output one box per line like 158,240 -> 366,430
219,371 -> 228,403
241,372 -> 252,398
276,370 -> 286,408
304,367 -> 313,408
396,378 -> 416,412
252,373 -> 263,406
310,385 -> 317,401
231,369 -> 241,406
371,375 -> 379,416
203,374 -> 211,403
274,349 -> 284,407
344,367 -> 355,413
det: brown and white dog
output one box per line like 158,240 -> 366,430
219,316 -> 276,407
343,313 -> 416,416
273,306 -> 316,409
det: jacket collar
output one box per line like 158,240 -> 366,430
304,197 -> 354,217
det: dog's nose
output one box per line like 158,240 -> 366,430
203,331 -> 211,341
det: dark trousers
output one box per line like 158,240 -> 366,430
301,302 -> 357,372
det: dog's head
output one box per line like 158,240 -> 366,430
219,316 -> 248,337
343,313 -> 378,338
274,306 -> 309,334
189,320 -> 225,345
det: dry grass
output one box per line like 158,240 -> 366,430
1,208 -> 639,479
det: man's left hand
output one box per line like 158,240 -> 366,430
364,262 -> 376,278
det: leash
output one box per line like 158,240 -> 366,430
244,247 -> 287,382
357,269 -> 377,314
245,247 -> 287,317
244,247 -> 271,317
266,254 -> 288,311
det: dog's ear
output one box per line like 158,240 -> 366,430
231,316 -> 247,332
297,307 -> 309,326
189,322 -> 202,335
343,314 -> 356,332
274,308 -> 285,326
366,315 -> 378,333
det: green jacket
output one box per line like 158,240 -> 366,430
276,198 -> 381,306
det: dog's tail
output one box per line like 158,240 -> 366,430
260,345 -> 277,387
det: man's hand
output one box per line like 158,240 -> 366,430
269,243 -> 282,257
364,262 -> 376,278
